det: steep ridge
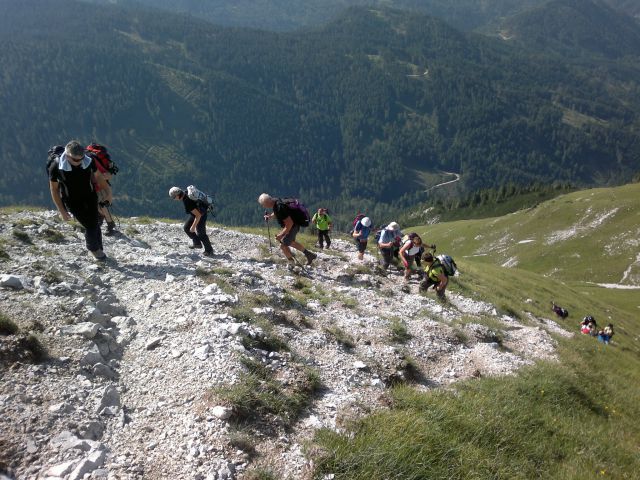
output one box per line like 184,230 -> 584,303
0,209 -> 569,479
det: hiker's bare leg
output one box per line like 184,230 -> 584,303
290,240 -> 306,252
280,243 -> 293,259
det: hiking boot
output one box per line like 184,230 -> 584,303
189,243 -> 203,249
304,251 -> 317,266
105,221 -> 117,236
90,249 -> 107,261
202,251 -> 214,257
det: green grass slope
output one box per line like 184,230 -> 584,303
312,183 -> 640,479
416,182 -> 640,286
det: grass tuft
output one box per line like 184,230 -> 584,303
0,313 -> 19,335
12,228 -> 32,244
324,326 -> 356,349
389,317 -> 412,343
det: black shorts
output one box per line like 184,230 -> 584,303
356,239 -> 367,253
281,224 -> 300,246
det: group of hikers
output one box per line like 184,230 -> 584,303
552,303 -> 615,345
256,195 -> 455,299
580,315 -> 615,344
46,139 -> 454,299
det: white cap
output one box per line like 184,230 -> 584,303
387,222 -> 399,230
361,217 -> 372,227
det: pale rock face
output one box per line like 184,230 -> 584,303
0,210 -> 568,479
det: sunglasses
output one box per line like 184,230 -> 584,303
68,154 -> 84,162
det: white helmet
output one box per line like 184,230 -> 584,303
169,187 -> 182,199
361,216 -> 372,227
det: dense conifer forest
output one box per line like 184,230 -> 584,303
1,0 -> 639,224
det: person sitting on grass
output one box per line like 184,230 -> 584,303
598,323 -> 614,344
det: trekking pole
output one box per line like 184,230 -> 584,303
106,203 -> 120,230
291,253 -> 309,275
264,210 -> 273,254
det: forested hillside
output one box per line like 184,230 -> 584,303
1,0 -> 639,224
87,0 -> 639,32
501,0 -> 640,57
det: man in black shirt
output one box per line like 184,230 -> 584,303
258,193 -> 316,270
49,140 -> 112,260
169,187 -> 214,257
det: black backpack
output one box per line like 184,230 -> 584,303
46,145 -> 70,198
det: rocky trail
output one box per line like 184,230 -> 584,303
0,211 -> 569,480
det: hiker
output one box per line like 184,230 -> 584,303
399,233 -> 434,281
551,302 -> 569,319
419,252 -> 448,299
88,145 -> 117,236
580,315 -> 596,335
258,193 -> 316,270
598,323 -> 614,344
377,222 -> 402,269
169,187 -> 213,257
311,208 -> 332,249
352,216 -> 372,261
48,140 -> 112,260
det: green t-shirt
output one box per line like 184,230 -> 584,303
312,213 -> 332,231
426,262 -> 444,282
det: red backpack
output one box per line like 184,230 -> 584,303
86,144 -> 118,175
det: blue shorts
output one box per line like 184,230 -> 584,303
281,224 -> 300,246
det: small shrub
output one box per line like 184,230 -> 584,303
12,228 -> 32,244
244,468 -> 278,480
0,313 -> 19,335
42,268 -> 63,285
0,245 -> 10,260
292,278 -> 311,290
452,328 -> 469,345
25,334 -> 48,363
240,330 -> 289,353
228,431 -> 257,457
42,227 -> 65,243
211,267 -> 234,276
389,317 -> 412,343
324,326 -> 356,349
230,306 -> 257,323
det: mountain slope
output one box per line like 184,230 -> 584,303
1,0 -> 640,224
416,182 -> 640,285
499,0 -> 640,58
2,183 -> 640,479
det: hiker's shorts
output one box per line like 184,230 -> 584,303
356,239 -> 368,253
281,224 -> 300,246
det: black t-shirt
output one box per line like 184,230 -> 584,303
49,158 -> 97,202
273,200 -> 292,227
182,196 -> 201,215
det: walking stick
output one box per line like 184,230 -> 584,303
264,210 -> 273,254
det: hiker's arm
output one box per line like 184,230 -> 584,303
94,171 -> 112,204
436,273 -> 448,292
399,242 -> 410,266
49,181 -> 71,221
276,216 -> 293,240
189,209 -> 202,232
311,215 -> 317,225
